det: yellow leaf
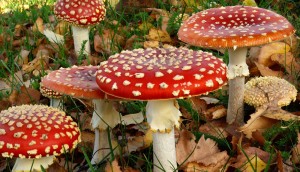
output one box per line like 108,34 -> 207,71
138,22 -> 154,32
146,28 -> 172,43
242,0 -> 258,7
244,156 -> 266,172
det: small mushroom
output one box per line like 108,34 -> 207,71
241,76 -> 298,138
54,0 -> 106,56
96,47 -> 227,172
41,65 -> 143,164
0,104 -> 81,171
178,5 -> 295,125
244,76 -> 297,108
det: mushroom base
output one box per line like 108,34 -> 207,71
12,156 -> 55,172
153,128 -> 177,172
91,129 -> 114,164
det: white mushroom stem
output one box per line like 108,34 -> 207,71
49,98 -> 63,110
12,156 -> 55,172
72,25 -> 90,56
226,47 -> 249,125
91,128 -> 113,164
91,99 -> 120,164
91,99 -> 145,164
146,100 -> 181,172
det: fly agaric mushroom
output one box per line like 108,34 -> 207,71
41,65 -> 143,164
241,76 -> 298,138
96,47 -> 227,172
40,84 -> 64,109
54,0 -> 106,56
178,5 -> 295,125
0,104 -> 81,171
244,76 -> 297,108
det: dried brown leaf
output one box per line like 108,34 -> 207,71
232,147 -> 270,171
146,28 -> 172,43
94,29 -> 125,55
15,49 -> 30,66
184,161 -> 228,172
176,130 -> 229,168
262,107 -> 300,121
105,159 -> 122,172
292,133 -> 300,164
199,120 -> 228,139
143,40 -> 160,48
33,17 -> 44,33
125,128 -> 152,153
257,42 -> 290,66
124,35 -> 142,50
9,86 -> 41,105
47,161 -> 67,172
240,106 -> 278,139
254,62 -> 284,77
204,105 -> 227,120
271,52 -> 300,75
22,48 -> 50,73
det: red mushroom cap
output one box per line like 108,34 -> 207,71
41,65 -> 105,99
0,105 -> 81,159
178,5 -> 295,48
54,0 -> 106,26
96,47 -> 227,100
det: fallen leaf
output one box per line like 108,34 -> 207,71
43,29 -> 64,44
232,147 -> 270,171
146,28 -> 172,43
105,159 -> 122,172
143,40 -> 160,48
199,120 -> 228,139
257,42 -> 290,67
124,128 -> 152,153
203,105 -> 227,120
254,62 -> 284,77
14,49 -> 30,66
270,52 -> 300,75
32,17 -> 44,33
176,130 -> 229,168
184,161 -> 229,172
55,21 -> 69,35
243,0 -> 257,6
124,35 -> 142,50
22,48 -> 50,73
94,29 -> 125,55
14,24 -> 24,37
292,133 -> 300,164
9,86 -> 41,105
244,156 -> 266,172
47,161 -> 67,172
240,105 -> 278,139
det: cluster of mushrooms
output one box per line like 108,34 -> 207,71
0,0 -> 297,171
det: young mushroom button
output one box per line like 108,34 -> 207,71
178,5 -> 295,125
54,0 -> 106,56
0,105 -> 81,172
96,47 -> 227,172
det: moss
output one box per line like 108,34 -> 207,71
263,121 -> 300,153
